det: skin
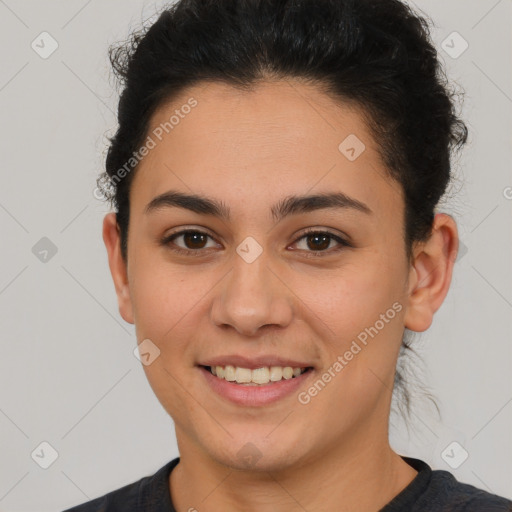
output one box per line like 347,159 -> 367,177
103,79 -> 458,512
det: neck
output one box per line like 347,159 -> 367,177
169,424 -> 418,512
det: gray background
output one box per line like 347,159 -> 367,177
0,0 -> 510,510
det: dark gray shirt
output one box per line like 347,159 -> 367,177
62,456 -> 512,511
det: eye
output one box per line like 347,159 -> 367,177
161,229 -> 219,256
290,229 -> 351,257
161,228 -> 351,258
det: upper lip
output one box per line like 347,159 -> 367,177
199,355 -> 313,370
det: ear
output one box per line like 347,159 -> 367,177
102,212 -> 134,324
403,213 -> 459,332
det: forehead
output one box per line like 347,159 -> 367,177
146,79 -> 373,158
130,79 -> 403,222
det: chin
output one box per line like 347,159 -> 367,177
201,429 -> 311,473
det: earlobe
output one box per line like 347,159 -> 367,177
102,212 -> 134,324
403,213 -> 458,332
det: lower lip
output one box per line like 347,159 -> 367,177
200,366 -> 313,407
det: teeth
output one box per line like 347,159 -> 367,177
252,367 -> 270,384
224,365 -> 236,381
235,367 -> 252,383
282,367 -> 293,379
208,365 -> 308,385
269,366 -> 282,381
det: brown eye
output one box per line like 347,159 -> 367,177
161,228 -> 350,258
292,230 -> 350,257
162,229 -> 218,255
304,233 -> 331,251
180,231 -> 209,249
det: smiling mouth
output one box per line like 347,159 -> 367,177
201,365 -> 313,385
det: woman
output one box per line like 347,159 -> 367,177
64,0 -> 512,510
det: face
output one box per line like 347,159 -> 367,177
107,79 -> 419,472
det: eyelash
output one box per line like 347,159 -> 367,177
160,228 -> 351,258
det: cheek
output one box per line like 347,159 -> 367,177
130,240 -> 195,325
292,256 -> 404,339
296,262 -> 405,423
131,266 -> 209,418
130,261 -> 202,358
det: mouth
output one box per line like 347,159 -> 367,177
198,362 -> 315,406
201,364 -> 313,386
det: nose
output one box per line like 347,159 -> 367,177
210,251 -> 294,338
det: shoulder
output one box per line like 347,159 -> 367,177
385,457 -> 512,512
61,478 -> 138,512
61,458 -> 179,512
419,466 -> 512,511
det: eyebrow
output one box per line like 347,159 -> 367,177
144,189 -> 372,222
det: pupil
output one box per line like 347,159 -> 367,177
308,234 -> 329,251
185,232 -> 206,249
